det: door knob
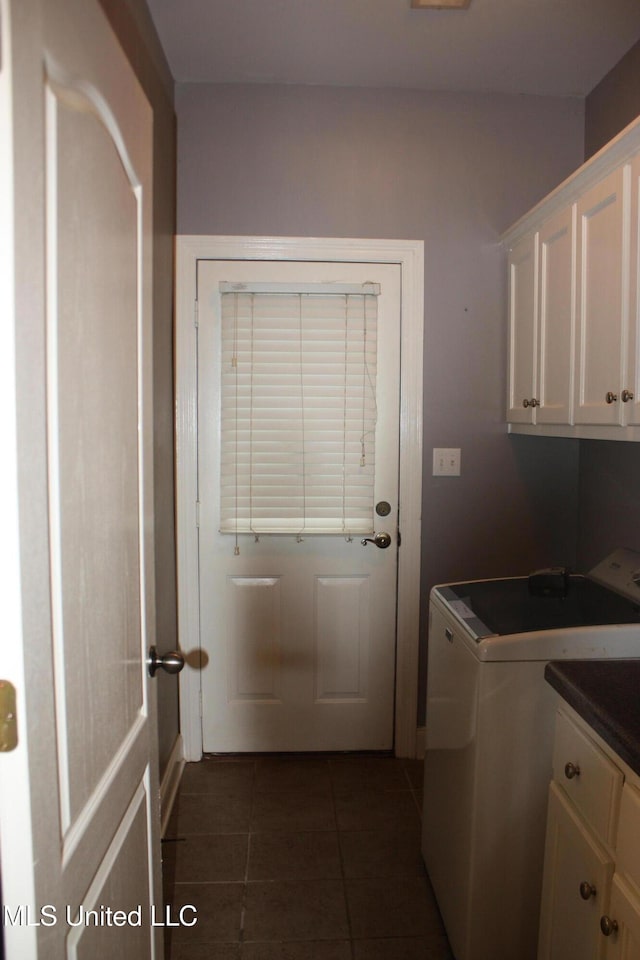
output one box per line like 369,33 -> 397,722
360,532 -> 392,549
147,646 -> 185,678
600,915 -> 619,937
622,389 -> 634,402
605,391 -> 618,404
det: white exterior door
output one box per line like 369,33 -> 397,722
0,1 -> 163,958
197,259 -> 401,752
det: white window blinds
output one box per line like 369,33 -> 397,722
219,282 -> 379,540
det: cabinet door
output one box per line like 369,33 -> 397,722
625,155 -> 640,425
507,233 -> 538,423
538,782 -> 614,960
601,875 -> 640,959
537,206 -> 575,424
575,166 -> 629,425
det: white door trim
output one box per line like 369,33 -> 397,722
175,235 -> 424,759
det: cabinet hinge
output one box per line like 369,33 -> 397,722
194,300 -> 199,328
195,501 -> 201,527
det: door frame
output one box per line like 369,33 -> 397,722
175,235 -> 424,759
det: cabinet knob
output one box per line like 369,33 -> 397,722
579,881 -> 597,900
522,398 -> 539,408
600,915 -> 619,937
622,389 -> 634,403
605,391 -> 618,404
564,762 -> 580,780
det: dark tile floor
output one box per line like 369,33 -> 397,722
163,755 -> 454,960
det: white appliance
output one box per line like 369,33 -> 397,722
422,548 -> 640,960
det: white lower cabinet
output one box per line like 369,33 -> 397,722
602,875 -> 640,958
539,706 -> 640,960
538,781 -> 614,960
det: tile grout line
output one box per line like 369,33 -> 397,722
237,759 -> 258,949
329,759 -> 357,960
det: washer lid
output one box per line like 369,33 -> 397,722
436,575 -> 640,640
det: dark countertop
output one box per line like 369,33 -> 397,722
545,660 -> 640,777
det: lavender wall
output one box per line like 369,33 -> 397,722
577,40 -> 640,572
585,37 -> 640,159
176,83 -> 585,722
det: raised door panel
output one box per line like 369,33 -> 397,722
625,155 -> 640,424
538,782 -> 613,960
537,206 -> 575,424
575,167 -> 629,425
43,52 -> 160,954
602,875 -> 640,959
553,709 -> 623,847
507,233 -> 538,423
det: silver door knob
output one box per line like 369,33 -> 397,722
522,398 -> 539,408
360,532 -> 392,549
622,389 -> 634,402
564,761 -> 580,779
580,881 -> 597,900
606,391 -> 618,404
147,646 -> 185,677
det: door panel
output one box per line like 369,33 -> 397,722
198,259 -> 401,752
538,206 -> 575,424
315,576 -> 370,701
575,167 -> 629,425
0,0 -> 162,957
507,233 -> 537,422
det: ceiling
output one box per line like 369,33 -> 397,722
146,0 -> 640,97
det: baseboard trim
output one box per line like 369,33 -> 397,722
160,734 -> 185,837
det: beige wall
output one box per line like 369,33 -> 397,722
98,0 -> 179,776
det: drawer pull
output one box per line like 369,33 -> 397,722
600,915 -> 619,937
579,881 -> 597,900
564,762 -> 581,780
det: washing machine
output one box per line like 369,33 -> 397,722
422,548 -> 640,960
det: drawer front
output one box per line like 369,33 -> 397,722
616,783 -> 640,891
553,709 -> 623,845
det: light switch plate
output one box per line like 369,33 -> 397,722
433,447 -> 461,476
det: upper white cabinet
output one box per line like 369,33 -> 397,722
507,207 -> 575,425
503,117 -> 640,440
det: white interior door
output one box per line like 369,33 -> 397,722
0,1 -> 162,957
197,259 -> 401,752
